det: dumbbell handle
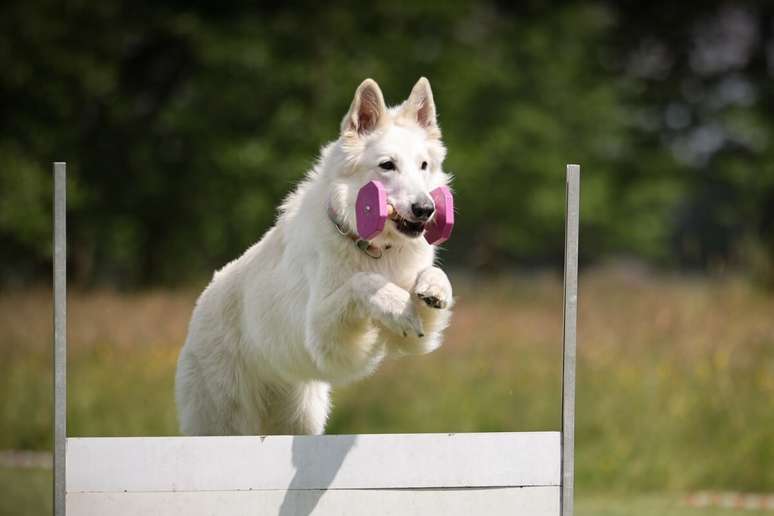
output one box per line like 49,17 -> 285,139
355,180 -> 454,245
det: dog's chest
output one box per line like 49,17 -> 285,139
363,253 -> 427,292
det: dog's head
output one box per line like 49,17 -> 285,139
330,78 -> 450,243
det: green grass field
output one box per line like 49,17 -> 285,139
1,268 -> 773,514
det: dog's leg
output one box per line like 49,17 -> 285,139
261,381 -> 331,435
176,344 -> 243,436
386,266 -> 453,356
305,271 -> 422,382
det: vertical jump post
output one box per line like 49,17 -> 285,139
561,164 -> 580,516
54,162 -> 67,516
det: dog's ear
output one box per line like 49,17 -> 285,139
341,79 -> 387,137
404,77 -> 440,137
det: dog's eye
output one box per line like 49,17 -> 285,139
379,161 -> 396,171
421,161 -> 428,170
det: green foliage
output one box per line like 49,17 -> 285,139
0,1 -> 772,284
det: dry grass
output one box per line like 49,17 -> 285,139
1,268 -> 772,494
0,285 -> 200,353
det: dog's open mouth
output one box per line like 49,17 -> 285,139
393,213 -> 426,238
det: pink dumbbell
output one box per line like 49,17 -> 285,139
355,180 -> 454,245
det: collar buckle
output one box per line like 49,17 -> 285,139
357,238 -> 382,259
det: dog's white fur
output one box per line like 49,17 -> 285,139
175,78 -> 453,435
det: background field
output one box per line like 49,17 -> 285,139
1,268 -> 772,515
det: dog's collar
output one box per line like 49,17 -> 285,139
327,203 -> 386,259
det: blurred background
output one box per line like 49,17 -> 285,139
1,1 -> 773,515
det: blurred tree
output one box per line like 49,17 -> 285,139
609,1 -> 774,281
0,0 -> 772,285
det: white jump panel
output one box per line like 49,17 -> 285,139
67,487 -> 560,516
67,432 -> 560,493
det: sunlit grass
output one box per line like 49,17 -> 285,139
0,468 -> 51,516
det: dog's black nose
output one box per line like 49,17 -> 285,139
411,200 -> 435,221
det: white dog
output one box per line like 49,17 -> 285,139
175,77 -> 453,436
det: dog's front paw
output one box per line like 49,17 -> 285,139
381,303 -> 425,338
414,267 -> 453,310
368,282 -> 425,337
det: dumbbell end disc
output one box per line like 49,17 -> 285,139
356,180 -> 388,241
425,186 -> 454,245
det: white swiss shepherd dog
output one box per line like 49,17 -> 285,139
175,77 -> 453,436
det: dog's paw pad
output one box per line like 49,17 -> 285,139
417,292 -> 446,309
413,267 -> 452,311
